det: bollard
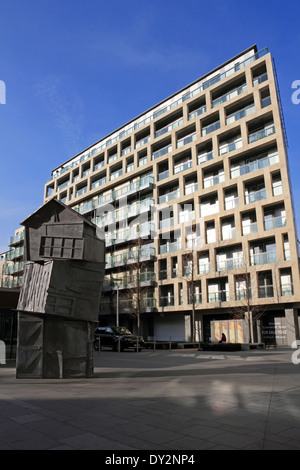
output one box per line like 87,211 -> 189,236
169,336 -> 172,351
118,336 -> 121,353
98,338 -> 101,355
153,336 -> 156,352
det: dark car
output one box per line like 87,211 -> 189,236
94,326 -> 144,352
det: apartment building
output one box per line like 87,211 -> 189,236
44,45 -> 300,346
1,228 -> 25,289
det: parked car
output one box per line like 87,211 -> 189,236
94,326 -> 144,352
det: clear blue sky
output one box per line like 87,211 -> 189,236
0,0 -> 300,252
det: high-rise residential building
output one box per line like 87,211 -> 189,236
2,228 -> 25,288
44,45 -> 300,347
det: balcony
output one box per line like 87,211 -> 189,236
208,291 -> 229,303
202,120 -> 220,136
199,263 -> 210,274
231,152 -> 279,179
219,138 -> 242,156
76,186 -> 87,198
250,251 -> 277,266
226,103 -> 255,125
159,241 -> 181,255
9,232 -> 24,246
136,136 -> 150,149
57,180 -> 70,192
188,105 -> 206,120
155,118 -> 183,138
159,188 -> 180,204
212,84 -> 247,108
174,159 -> 192,175
264,215 -> 287,231
185,182 -> 198,195
242,222 -> 258,235
188,293 -> 202,304
6,261 -> 25,275
245,188 -> 266,204
236,288 -> 252,301
177,132 -> 196,149
91,177 -> 106,190
203,172 -> 225,189
224,196 -> 239,210
152,144 -> 172,160
111,169 -> 123,181
249,125 -> 275,144
198,151 -> 213,164
5,246 -> 24,261
253,72 -> 268,87
216,257 -> 243,272
114,175 -> 154,200
158,169 -> 169,181
281,283 -> 294,296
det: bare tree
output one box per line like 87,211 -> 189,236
183,228 -> 202,343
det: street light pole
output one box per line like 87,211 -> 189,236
116,285 -> 119,327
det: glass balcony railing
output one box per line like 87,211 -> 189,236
198,151 -> 213,164
155,118 -> 184,138
208,291 -> 229,303
253,72 -> 268,87
159,241 -> 181,254
94,161 -> 104,171
111,169 -> 123,181
245,188 -> 266,204
203,173 -> 225,188
202,121 -> 220,136
57,180 -> 70,192
216,256 -> 243,271
188,105 -> 206,120
219,138 -> 242,156
174,160 -> 192,174
188,293 -> 202,304
76,186 -> 87,198
158,170 -> 169,181
281,284 -> 294,296
5,246 -> 24,260
152,144 -> 172,160
242,222 -> 258,235
236,288 -> 252,301
224,197 -> 239,210
91,177 -> 106,190
185,183 -> 198,195
231,152 -> 279,179
177,133 -> 196,149
198,263 -> 210,274
9,232 -> 24,246
136,136 -> 150,149
249,125 -> 275,144
250,251 -> 277,266
212,84 -> 247,108
159,217 -> 174,230
262,96 -> 271,108
264,215 -> 287,231
159,189 -> 180,204
226,103 -> 255,125
222,227 -> 236,240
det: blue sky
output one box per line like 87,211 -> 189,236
0,0 -> 300,252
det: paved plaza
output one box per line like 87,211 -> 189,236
0,347 -> 300,450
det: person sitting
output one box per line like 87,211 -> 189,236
219,333 -> 226,343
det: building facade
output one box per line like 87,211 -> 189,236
44,45 -> 300,346
1,228 -> 25,289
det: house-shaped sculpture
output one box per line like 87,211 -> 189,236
16,199 -> 105,379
